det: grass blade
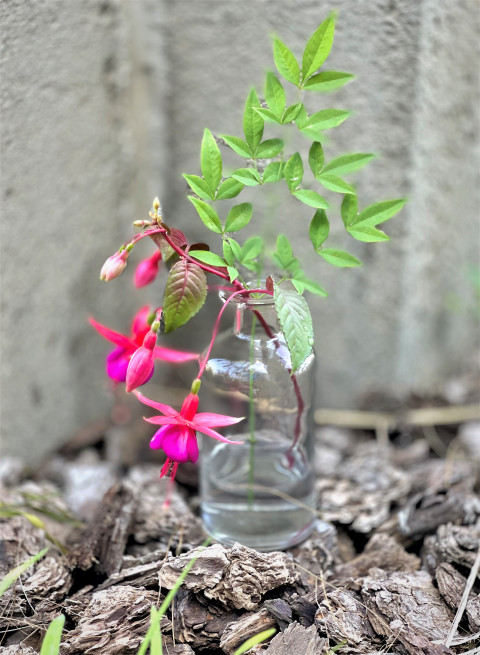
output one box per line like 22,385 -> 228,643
0,547 -> 49,597
233,627 -> 277,655
39,614 -> 65,655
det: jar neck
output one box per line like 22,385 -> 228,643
231,302 -> 280,338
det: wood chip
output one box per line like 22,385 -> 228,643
262,622 -> 326,654
220,607 -> 276,654
159,543 -> 298,610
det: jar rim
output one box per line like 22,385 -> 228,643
219,281 -> 275,307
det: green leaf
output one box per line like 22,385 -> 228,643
188,196 -> 223,234
273,37 -> 300,86
307,109 -> 351,130
281,103 -> 303,124
216,177 -> 244,199
233,628 -> 277,655
227,266 -> 239,282
341,194 -> 358,227
0,547 -> 49,597
265,71 -> 285,117
319,248 -> 362,267
201,128 -> 222,194
298,125 -> 328,142
189,250 -> 227,267
308,142 -> 324,177
256,138 -> 284,158
309,209 -> 330,249
262,161 -> 284,183
274,284 -> 314,372
252,107 -> 281,123
225,203 -> 253,232
163,260 -> 207,332
183,174 -> 214,200
221,135 -> 252,158
302,17 -> 335,81
347,224 -> 390,242
227,237 -> 243,261
323,153 -> 375,176
295,104 -> 309,128
354,198 -> 407,226
40,614 -> 65,655
244,88 -> 264,154
241,236 -> 263,261
284,152 -> 303,191
272,233 -> 296,270
292,189 -> 329,209
303,71 -> 355,92
317,174 -> 355,195
292,276 -> 328,296
231,168 -> 261,186
223,240 -> 234,265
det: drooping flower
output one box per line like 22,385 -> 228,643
125,329 -> 157,392
100,250 -> 129,281
134,250 -> 162,288
89,306 -> 198,386
135,389 -> 244,481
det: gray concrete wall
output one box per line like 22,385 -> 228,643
1,0 -> 478,463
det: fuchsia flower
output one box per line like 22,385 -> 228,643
89,306 -> 198,387
100,250 -> 129,281
134,250 -> 162,288
135,390 -> 244,480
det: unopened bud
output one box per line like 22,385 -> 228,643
134,250 -> 162,288
100,250 -> 129,281
133,219 -> 153,227
153,197 -> 160,211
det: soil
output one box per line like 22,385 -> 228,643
1,374 -> 479,655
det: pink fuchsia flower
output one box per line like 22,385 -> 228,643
89,306 -> 198,386
135,390 -> 244,480
134,250 -> 162,288
125,329 -> 157,392
100,250 -> 129,281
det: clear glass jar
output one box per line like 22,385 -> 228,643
199,288 -> 316,551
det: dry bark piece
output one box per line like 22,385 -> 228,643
398,489 -> 480,539
361,568 -> 456,655
291,520 -> 340,587
159,543 -> 298,610
172,589 -> 240,650
317,443 -> 411,533
0,647 -> 39,655
262,621 -> 326,654
96,548 -> 169,590
60,585 -> 160,654
264,598 -> 293,630
436,562 -> 480,632
334,533 -> 420,583
315,588 -> 377,647
125,465 -> 205,551
67,481 -> 135,576
220,607 -> 276,654
423,523 -> 480,572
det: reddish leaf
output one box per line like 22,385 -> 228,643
162,260 -> 207,333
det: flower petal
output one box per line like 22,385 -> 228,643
144,416 -> 179,426
89,317 -> 136,351
150,426 -> 169,449
162,426 -> 195,463
106,347 -> 130,382
131,306 -> 152,342
134,391 -> 179,417
126,347 -> 155,392
153,346 -> 199,363
193,423 -> 244,444
194,412 -> 244,428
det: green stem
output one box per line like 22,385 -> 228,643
247,313 -> 257,509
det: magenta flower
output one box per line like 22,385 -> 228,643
100,250 -> 129,281
125,329 -> 156,392
134,250 -> 162,288
135,390 -> 244,480
89,306 -> 198,386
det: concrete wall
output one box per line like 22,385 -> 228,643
1,0 -> 478,463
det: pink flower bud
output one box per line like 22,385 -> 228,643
125,329 -> 157,392
134,250 -> 161,288
100,250 -> 129,281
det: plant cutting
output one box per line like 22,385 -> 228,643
92,13 -> 406,550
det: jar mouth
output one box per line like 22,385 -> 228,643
219,280 -> 274,307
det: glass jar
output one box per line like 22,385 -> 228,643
199,288 -> 316,551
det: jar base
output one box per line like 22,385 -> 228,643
201,498 -> 316,552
